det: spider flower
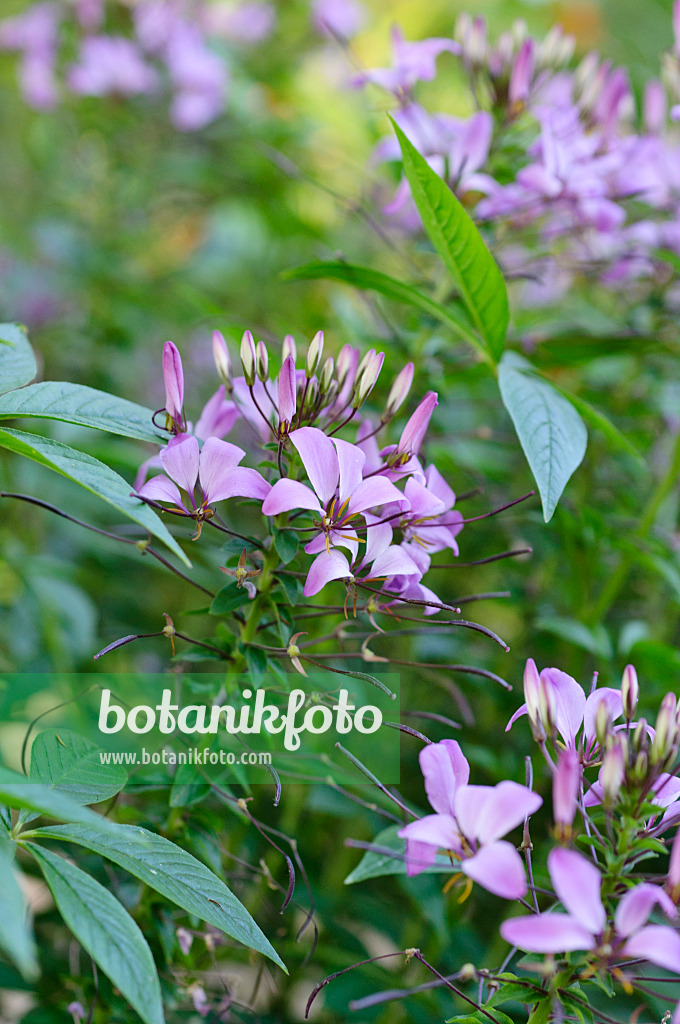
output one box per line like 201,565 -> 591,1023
397,739 -> 541,899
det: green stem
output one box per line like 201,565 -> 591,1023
588,427 -> 680,623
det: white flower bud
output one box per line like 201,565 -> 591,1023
305,330 -> 324,378
240,330 -> 257,386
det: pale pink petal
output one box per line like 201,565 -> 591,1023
160,434 -> 199,493
361,513 -> 393,568
501,913 -> 598,953
290,427 -> 339,505
548,848 -> 605,935
198,437 -> 246,500
614,884 -> 677,938
262,479 -> 322,516
333,439 -> 366,504
278,355 -> 297,427
462,841 -> 527,899
397,813 -> 459,855
650,774 -> 680,808
419,739 -> 470,816
347,476 -> 409,516
207,467 -> 271,503
583,687 -> 624,746
505,703 -> 528,732
369,545 -> 420,579
541,668 -> 586,746
136,474 -> 184,507
475,782 -> 542,844
403,476 -> 446,518
194,386 -> 239,440
620,925 -> 680,973
453,785 -> 495,840
401,837 -> 440,877
424,463 -> 455,508
303,550 -> 351,597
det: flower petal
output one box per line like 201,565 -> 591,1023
401,837 -> 440,877
333,438 -> 366,505
453,785 -> 495,840
505,703 -> 528,732
160,434 -> 199,494
303,550 -> 351,597
501,913 -> 598,954
548,847 -> 605,935
290,427 -> 339,505
540,668 -> 587,747
198,437 -> 246,500
347,476 -> 409,516
583,687 -> 624,747
136,474 -> 184,508
419,739 -> 470,816
397,813 -> 459,857
207,467 -> 271,503
369,545 -> 420,579
163,340 -> 184,421
475,782 -> 542,844
194,386 -> 239,440
620,925 -> 680,973
614,883 -> 677,938
262,479 -> 322,517
462,840 -> 527,899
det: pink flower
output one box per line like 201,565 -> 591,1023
68,36 -> 159,97
397,740 -> 541,899
501,848 -> 680,972
355,27 -> 460,95
135,435 -> 270,530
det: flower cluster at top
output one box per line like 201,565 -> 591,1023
356,7 -> 680,307
0,0 -> 276,131
395,659 -> 680,995
133,330 -> 463,618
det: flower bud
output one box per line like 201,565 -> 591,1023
651,693 -> 679,765
240,330 -> 257,386
278,355 -> 297,435
336,344 -> 358,388
621,664 -> 639,720
601,738 -> 626,804
633,718 -> 650,755
631,750 -> 648,783
383,362 -> 414,422
305,330 -> 324,378
395,391 -> 438,457
320,356 -> 334,394
538,675 -> 557,739
523,658 -> 545,743
509,38 -> 534,106
212,330 -> 232,391
162,340 -> 184,430
255,340 -> 269,382
595,700 -> 613,748
282,334 -> 297,363
352,351 -> 384,409
553,748 -> 580,834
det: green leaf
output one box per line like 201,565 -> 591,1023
31,822 -> 285,970
486,978 -> 548,1008
26,843 -> 164,1024
534,617 -> 613,660
0,382 -> 168,444
0,426 -> 190,566
344,824 -> 452,883
285,261 -> 478,350
277,574 -> 301,606
391,118 -> 509,362
0,765 -> 117,827
30,728 -> 127,805
498,352 -> 587,522
0,324 -> 37,395
210,583 -> 252,615
448,1012 -> 515,1024
0,847 -> 38,979
273,528 -> 299,565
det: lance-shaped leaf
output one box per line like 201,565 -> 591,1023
391,118 -> 509,363
0,426 -> 190,565
0,382 -> 168,444
344,824 -> 452,884
0,846 -> 38,979
0,765 -> 116,826
498,352 -> 587,522
30,728 -> 127,805
31,822 -> 286,970
0,323 -> 37,395
26,844 -> 164,1024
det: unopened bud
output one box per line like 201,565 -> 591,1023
255,340 -> 269,382
320,356 -> 334,393
336,344 -> 357,388
282,334 -> 297,363
305,330 -> 324,378
538,675 -> 557,738
212,330 -> 232,390
523,658 -> 545,743
383,362 -> 414,422
352,351 -> 384,408
633,717 -> 650,754
631,750 -> 648,783
651,693 -> 679,764
240,330 -> 257,386
621,664 -> 639,720
601,738 -> 626,803
595,700 -> 613,747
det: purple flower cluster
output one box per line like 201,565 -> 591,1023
393,659 -> 680,982
0,0 -> 275,131
357,7 -> 680,306
133,332 -> 462,614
